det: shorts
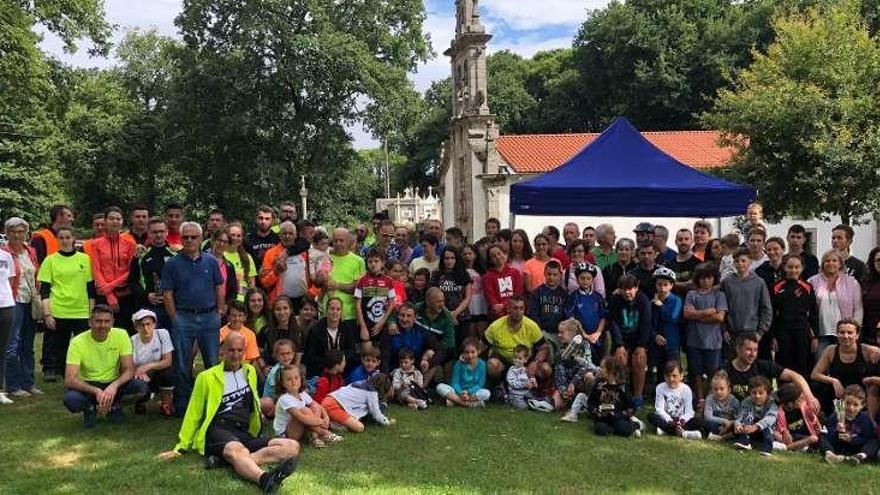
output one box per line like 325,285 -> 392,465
321,396 -> 353,424
205,418 -> 270,457
686,347 -> 722,380
621,334 -> 642,353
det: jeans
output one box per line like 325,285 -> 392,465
6,303 -> 37,391
63,379 -> 150,413
734,427 -> 774,453
172,311 -> 220,413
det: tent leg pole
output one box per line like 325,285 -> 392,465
511,213 -> 517,231
716,217 -> 722,237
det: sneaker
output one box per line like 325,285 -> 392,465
324,432 -> 344,443
760,451 -> 773,457
655,427 -> 666,436
707,433 -> 723,441
847,453 -> 866,466
682,430 -> 702,440
467,400 -> 486,408
631,417 -> 645,431
560,411 -> 579,423
261,456 -> 299,494
527,398 -> 554,413
772,441 -> 788,451
824,451 -> 844,465
733,441 -> 752,450
0,392 -> 14,404
633,428 -> 642,438
416,399 -> 428,409
9,389 -> 31,398
108,407 -> 125,424
205,454 -> 227,470
83,407 -> 97,428
28,387 -> 45,395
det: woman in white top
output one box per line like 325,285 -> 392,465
0,238 -> 17,405
808,249 -> 863,357
130,309 -> 174,415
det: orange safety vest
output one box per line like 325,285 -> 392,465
32,229 -> 59,256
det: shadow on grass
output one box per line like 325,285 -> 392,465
4,388 -> 880,494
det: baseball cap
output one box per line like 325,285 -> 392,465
132,308 -> 158,324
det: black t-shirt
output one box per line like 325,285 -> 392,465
845,256 -> 867,282
667,255 -> 698,285
785,408 -> 809,436
431,271 -> 471,319
215,369 -> 253,425
723,359 -> 784,401
244,230 -> 281,269
629,264 -> 660,299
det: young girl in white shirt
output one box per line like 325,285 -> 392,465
274,365 -> 342,448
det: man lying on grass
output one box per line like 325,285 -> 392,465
160,332 -> 299,494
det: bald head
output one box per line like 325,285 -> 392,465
221,332 -> 245,368
332,228 -> 350,255
426,287 -> 445,313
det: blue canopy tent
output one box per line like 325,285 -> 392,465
509,117 -> 756,219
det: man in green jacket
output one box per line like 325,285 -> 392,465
160,333 -> 299,494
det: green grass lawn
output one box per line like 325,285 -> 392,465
3,339 -> 880,494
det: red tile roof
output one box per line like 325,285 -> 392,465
496,131 -> 736,174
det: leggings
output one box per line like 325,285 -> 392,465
42,318 -> 89,375
774,328 -> 813,378
648,413 -> 701,434
0,306 -> 15,390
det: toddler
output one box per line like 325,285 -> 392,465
436,339 -> 490,408
821,385 -> 878,465
552,319 -> 598,411
649,361 -> 701,439
505,345 -> 537,409
274,365 -> 342,448
718,234 -> 740,281
312,350 -> 346,404
391,348 -> 428,409
703,370 -> 740,441
321,373 -> 396,433
733,375 -> 778,455
585,357 -> 641,437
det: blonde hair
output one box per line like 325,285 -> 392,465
820,249 -> 846,270
558,318 -> 584,336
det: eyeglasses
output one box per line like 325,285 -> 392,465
381,233 -> 394,238
182,235 -> 199,240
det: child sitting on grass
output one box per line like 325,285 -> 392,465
260,339 -> 297,417
219,301 -> 265,380
648,361 -> 701,439
347,346 -> 381,384
773,383 -> 820,452
821,385 -> 878,465
552,318 -> 598,411
436,338 -> 490,408
312,350 -> 346,404
733,375 -> 778,456
391,348 -> 428,409
274,365 -> 342,448
585,357 -> 641,437
506,345 -> 537,410
321,373 -> 396,433
703,370 -> 740,441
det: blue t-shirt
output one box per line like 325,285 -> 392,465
160,252 -> 223,311
565,289 -> 606,334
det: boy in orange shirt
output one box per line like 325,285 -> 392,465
219,302 -> 266,380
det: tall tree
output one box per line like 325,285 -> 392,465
705,0 -> 880,225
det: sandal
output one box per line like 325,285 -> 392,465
324,432 -> 344,443
311,437 -> 326,449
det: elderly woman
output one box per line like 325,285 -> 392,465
811,318 -> 880,416
2,218 -> 42,400
563,240 -> 606,298
808,249 -> 863,356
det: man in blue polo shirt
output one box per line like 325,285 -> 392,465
161,221 -> 225,414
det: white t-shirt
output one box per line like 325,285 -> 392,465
130,328 -> 174,368
0,249 -> 15,308
273,391 -> 314,436
281,254 -> 309,298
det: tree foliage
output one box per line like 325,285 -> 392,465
706,0 -> 880,225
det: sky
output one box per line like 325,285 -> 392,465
40,0 -> 609,148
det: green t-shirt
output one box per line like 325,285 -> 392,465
327,252 -> 366,320
66,328 -> 132,382
38,252 -> 93,319
223,250 -> 257,301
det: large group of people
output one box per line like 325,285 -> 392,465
2,200 -> 880,492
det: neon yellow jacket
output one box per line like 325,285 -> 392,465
173,362 -> 262,454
